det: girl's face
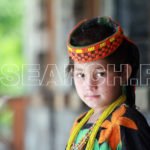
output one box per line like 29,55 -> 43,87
73,59 -> 123,110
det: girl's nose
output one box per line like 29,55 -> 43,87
85,75 -> 98,90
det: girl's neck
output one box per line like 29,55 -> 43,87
94,105 -> 109,115
87,94 -> 124,124
87,106 -> 108,124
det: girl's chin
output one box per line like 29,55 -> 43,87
86,103 -> 102,109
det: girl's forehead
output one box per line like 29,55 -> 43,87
74,59 -> 108,70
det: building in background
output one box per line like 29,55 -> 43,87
0,0 -> 150,150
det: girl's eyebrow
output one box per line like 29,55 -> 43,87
74,66 -> 106,71
95,66 -> 106,70
74,67 -> 83,71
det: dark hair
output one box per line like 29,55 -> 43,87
66,22 -> 140,109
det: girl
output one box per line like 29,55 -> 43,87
66,16 -> 150,150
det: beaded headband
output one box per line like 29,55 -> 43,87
67,17 -> 126,63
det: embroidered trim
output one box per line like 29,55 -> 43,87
67,17 -> 124,63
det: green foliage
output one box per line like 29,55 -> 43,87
0,0 -> 23,34
0,107 -> 14,126
0,103 -> 14,139
0,0 -> 24,96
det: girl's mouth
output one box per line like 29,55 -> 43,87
85,95 -> 100,99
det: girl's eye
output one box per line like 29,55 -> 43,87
96,72 -> 105,77
77,73 -> 85,78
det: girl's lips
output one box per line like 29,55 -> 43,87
85,95 -> 100,99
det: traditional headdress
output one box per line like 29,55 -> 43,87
67,16 -> 134,63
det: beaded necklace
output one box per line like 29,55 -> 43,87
66,94 -> 126,150
71,123 -> 95,150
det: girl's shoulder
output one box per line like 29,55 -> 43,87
76,111 -> 87,123
114,104 -> 150,149
98,104 -> 150,150
71,104 -> 150,130
116,104 -> 149,128
70,111 -> 87,134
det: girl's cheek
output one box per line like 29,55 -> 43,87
74,79 -> 83,90
75,79 -> 84,89
104,74 -> 115,85
97,78 -> 106,85
74,78 -> 84,85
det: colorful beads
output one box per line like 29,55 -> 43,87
88,46 -> 95,52
100,42 -> 106,48
71,125 -> 95,150
76,49 -> 83,53
67,17 -> 125,63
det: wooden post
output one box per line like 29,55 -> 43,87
9,98 -> 26,150
84,0 -> 100,18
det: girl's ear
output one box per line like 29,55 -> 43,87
122,64 -> 132,84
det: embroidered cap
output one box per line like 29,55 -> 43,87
67,17 -> 126,63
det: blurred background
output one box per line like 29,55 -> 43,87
0,0 -> 150,150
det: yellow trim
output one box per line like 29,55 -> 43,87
100,42 -> 106,48
76,49 -> 82,53
110,37 -> 115,42
88,46 -> 95,52
68,47 -> 72,52
86,95 -> 126,150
